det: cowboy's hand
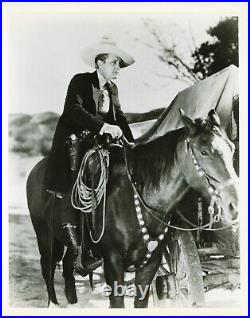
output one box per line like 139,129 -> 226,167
99,123 -> 123,140
126,141 -> 136,150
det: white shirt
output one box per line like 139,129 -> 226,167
97,71 -> 111,135
97,71 -> 110,113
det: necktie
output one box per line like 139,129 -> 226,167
98,83 -> 110,113
98,90 -> 104,111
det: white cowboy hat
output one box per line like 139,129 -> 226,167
81,42 -> 135,68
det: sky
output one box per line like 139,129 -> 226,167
4,2 -> 238,114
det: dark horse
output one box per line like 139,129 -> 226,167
26,109 -> 238,308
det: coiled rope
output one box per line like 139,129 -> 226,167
71,147 -> 109,242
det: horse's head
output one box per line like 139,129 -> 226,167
177,108 -> 239,225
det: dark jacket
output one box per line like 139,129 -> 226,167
44,71 -> 134,192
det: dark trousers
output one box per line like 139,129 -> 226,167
61,171 -> 80,226
61,192 -> 80,226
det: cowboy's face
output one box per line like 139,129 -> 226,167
97,54 -> 121,81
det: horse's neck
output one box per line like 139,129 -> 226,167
129,157 -> 188,236
127,131 -> 190,230
130,144 -> 189,217
140,161 -> 189,214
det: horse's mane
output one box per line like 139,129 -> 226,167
131,127 -> 186,189
130,117 -> 224,189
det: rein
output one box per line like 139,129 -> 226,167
121,136 -> 238,232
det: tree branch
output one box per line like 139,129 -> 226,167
143,19 -> 202,83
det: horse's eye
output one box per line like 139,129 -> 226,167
201,150 -> 208,156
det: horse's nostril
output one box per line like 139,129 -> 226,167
229,202 -> 238,219
229,202 -> 237,211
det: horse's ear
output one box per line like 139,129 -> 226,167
208,109 -> 220,127
179,108 -> 196,135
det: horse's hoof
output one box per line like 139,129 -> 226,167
48,302 -> 60,308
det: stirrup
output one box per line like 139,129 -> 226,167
74,264 -> 90,278
83,257 -> 103,271
75,246 -> 103,275
74,259 -> 103,277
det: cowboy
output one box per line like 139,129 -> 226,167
44,43 -> 135,274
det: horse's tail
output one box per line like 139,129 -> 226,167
26,158 -> 48,223
89,272 -> 94,291
48,190 -> 56,306
26,157 -> 59,306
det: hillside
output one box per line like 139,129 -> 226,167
9,108 -> 164,156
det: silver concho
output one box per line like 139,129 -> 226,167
147,240 -> 158,252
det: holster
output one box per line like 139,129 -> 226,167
66,135 -> 81,171
66,130 -> 95,172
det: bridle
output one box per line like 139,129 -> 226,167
121,136 -> 239,232
185,137 -> 239,228
186,137 -> 223,228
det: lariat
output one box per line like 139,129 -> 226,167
71,147 -> 109,243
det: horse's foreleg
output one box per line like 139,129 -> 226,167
134,253 -> 162,308
63,248 -> 77,304
103,254 -> 125,308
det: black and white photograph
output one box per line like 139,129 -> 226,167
3,2 -> 248,315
